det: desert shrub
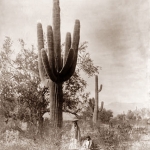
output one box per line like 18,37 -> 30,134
98,109 -> 113,123
0,122 -> 72,150
0,117 -> 147,150
78,118 -> 136,150
39,121 -> 72,150
78,119 -> 116,149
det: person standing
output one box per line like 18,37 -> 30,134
69,117 -> 81,149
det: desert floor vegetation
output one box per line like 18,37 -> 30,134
0,118 -> 150,150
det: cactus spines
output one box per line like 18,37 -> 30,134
37,0 -> 80,128
93,75 -> 104,124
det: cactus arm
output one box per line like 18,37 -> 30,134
53,0 -> 61,71
58,20 -> 80,82
59,48 -> 74,75
59,66 -> 75,82
59,53 -> 77,82
59,51 -> 77,82
41,49 -> 58,82
37,23 -> 47,82
99,101 -> 104,112
47,25 -> 57,77
63,32 -> 71,66
67,19 -> 80,72
72,20 -> 80,52
98,84 -> 103,93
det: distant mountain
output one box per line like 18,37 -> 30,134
104,102 -> 150,117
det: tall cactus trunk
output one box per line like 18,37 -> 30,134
93,75 -> 103,124
50,83 -> 63,128
37,0 -> 80,128
93,75 -> 98,124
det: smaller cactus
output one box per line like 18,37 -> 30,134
93,75 -> 104,124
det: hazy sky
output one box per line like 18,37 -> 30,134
0,0 -> 150,106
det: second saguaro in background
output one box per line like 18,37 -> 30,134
93,75 -> 104,124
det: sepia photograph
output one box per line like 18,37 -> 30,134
0,0 -> 150,149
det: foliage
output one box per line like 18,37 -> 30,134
116,114 -> 126,121
0,37 -> 98,134
63,70 -> 87,111
0,112 -> 149,150
14,40 -> 45,123
126,110 -> 136,120
0,123 -> 72,150
77,41 -> 99,77
98,108 -> 113,123
0,37 -> 47,136
62,42 -> 99,114
0,37 -> 18,118
79,118 -> 136,150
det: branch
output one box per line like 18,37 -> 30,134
42,109 -> 50,115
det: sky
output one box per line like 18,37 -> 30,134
0,0 -> 150,106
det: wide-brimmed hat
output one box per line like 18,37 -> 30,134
72,116 -> 79,122
86,136 -> 91,140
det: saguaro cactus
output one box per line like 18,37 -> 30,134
93,75 -> 104,124
37,0 -> 80,128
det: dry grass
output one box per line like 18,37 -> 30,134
0,120 -> 150,150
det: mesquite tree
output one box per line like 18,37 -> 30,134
93,75 -> 104,124
37,0 -> 80,128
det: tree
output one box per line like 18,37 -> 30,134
98,109 -> 113,123
0,38 -> 49,138
0,37 -> 17,119
80,97 -> 104,122
0,35 -> 99,137
77,42 -> 99,76
140,108 -> 147,118
117,114 -> 126,121
63,71 -> 87,114
126,110 -> 135,120
62,41 -> 99,116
